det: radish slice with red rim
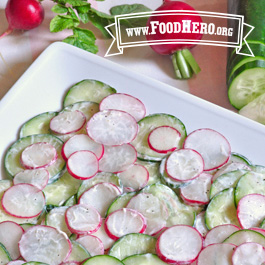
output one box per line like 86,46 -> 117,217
232,242 -> 265,265
0,221 -> 24,260
62,134 -> 104,160
65,204 -> 102,235
204,224 -> 240,247
1,184 -> 45,218
117,164 -> 149,192
166,149 -> 204,182
237,194 -> 265,229
104,208 -> 147,240
147,126 -> 181,154
99,144 -> 137,173
184,128 -> 231,171
180,172 -> 212,205
156,225 -> 203,264
76,235 -> 104,256
20,142 -> 57,169
126,193 -> 168,235
19,225 -> 71,265
7,261 -> 26,265
78,182 -> 122,217
67,150 -> 99,180
50,110 -> 86,135
197,243 -> 236,265
86,110 -> 138,146
13,169 -> 49,190
99,93 -> 146,122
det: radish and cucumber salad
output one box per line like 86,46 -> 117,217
1,78 -> 265,265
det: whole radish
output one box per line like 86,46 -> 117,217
146,0 -> 203,79
0,0 -> 44,38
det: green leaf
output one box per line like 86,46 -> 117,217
110,4 -> 151,28
50,15 -> 79,32
73,27 -> 96,43
51,4 -> 68,14
78,13 -> 89,24
75,5 -> 91,23
68,7 -> 79,21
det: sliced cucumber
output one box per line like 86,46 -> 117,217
235,171 -> 265,205
132,114 -> 186,162
106,192 -> 136,216
0,243 -> 11,265
224,229 -> 265,248
77,172 -> 121,199
67,240 -> 91,262
230,152 -> 251,165
19,111 -> 58,138
108,233 -> 156,261
122,253 -> 168,265
4,134 -> 65,181
82,255 -> 123,265
239,92 -> 265,124
205,188 -> 240,229
43,171 -> 81,207
63,195 -> 77,207
63,79 -> 116,107
0,180 -> 12,199
228,61 -> 265,109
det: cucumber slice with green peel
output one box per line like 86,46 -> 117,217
0,243 -> 12,265
43,171 -> 81,207
77,172 -> 122,199
251,165 -> 265,174
136,160 -> 161,185
239,92 -> 265,124
67,240 -> 91,262
122,253 -> 168,265
205,188 -> 240,230
4,134 -> 65,181
230,152 -> 251,165
210,169 -> 249,199
108,233 -> 157,260
22,263 -> 49,265
260,219 -> 265,229
228,61 -> 265,109
45,206 -> 71,236
235,171 -> 265,205
223,229 -> 265,248
131,114 -> 186,162
106,192 -> 136,216
20,111 -> 58,138
20,223 -> 34,231
63,195 -> 77,207
63,79 -> 116,107
63,101 -> 99,121
82,255 -> 124,265
0,180 -> 12,199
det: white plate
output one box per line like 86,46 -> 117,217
0,42 -> 265,178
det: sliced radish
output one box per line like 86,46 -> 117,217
99,93 -> 146,122
86,110 -> 138,146
1,184 -> 45,218
7,261 -> 25,265
20,142 -> 57,169
237,194 -> 265,229
78,182 -> 122,217
156,225 -> 203,264
67,150 -> 99,180
166,149 -> 204,182
251,228 -> 265,237
0,221 -> 24,260
62,134 -> 104,160
99,144 -> 137,173
65,204 -> 102,235
204,224 -> 240,247
91,219 -> 115,250
180,173 -> 212,205
13,169 -> 49,190
126,193 -> 168,235
147,126 -> 181,154
50,110 -> 86,134
197,243 -> 236,265
184,128 -> 231,171
117,164 -> 149,192
19,225 -> 72,265
105,208 -> 147,240
76,235 -> 104,256
232,242 -> 265,265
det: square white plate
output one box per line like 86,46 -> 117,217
1,42 -> 265,178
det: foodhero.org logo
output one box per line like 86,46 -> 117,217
104,10 -> 254,57
127,20 -> 233,37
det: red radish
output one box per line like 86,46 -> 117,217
1,0 -> 44,38
76,235 -> 104,256
146,0 -> 203,79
